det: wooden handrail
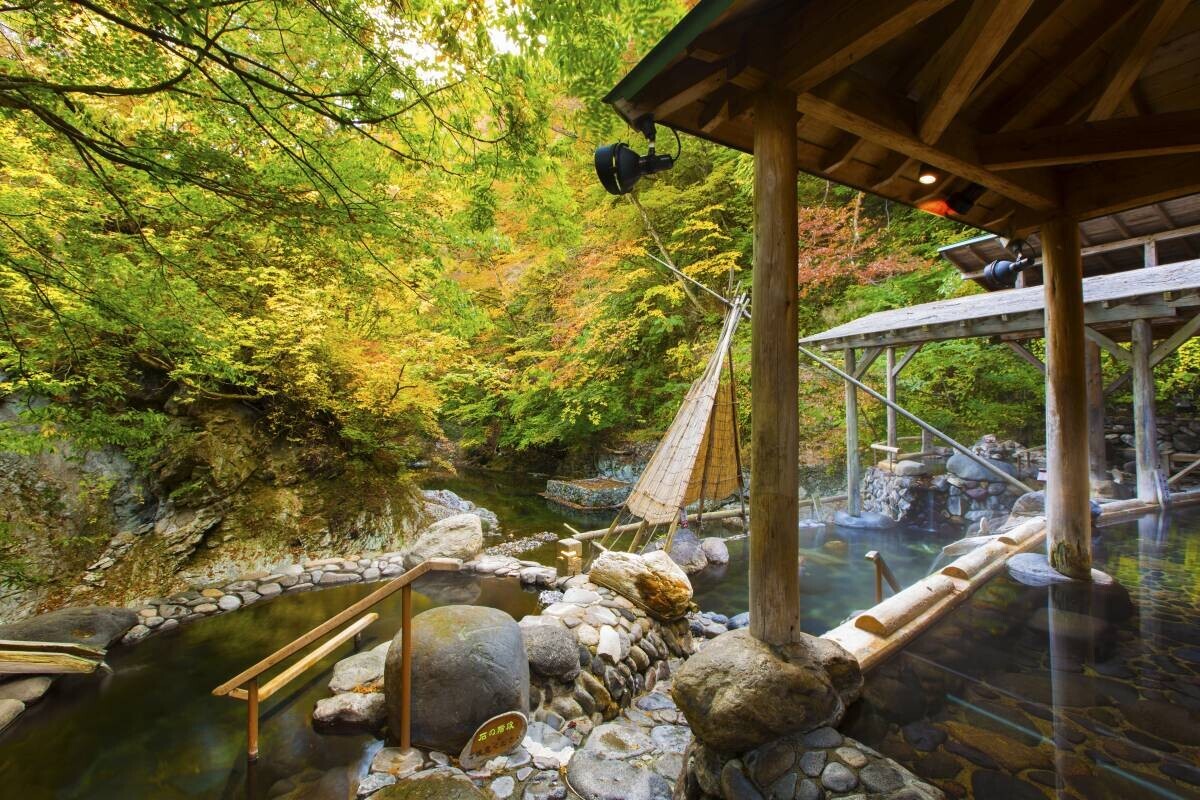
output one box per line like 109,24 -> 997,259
213,557 -> 459,697
212,557 -> 461,760
864,550 -> 902,604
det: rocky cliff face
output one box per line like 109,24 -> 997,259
0,396 -> 424,621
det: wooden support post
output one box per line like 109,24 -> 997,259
845,348 -> 862,514
556,538 -> 582,577
1132,319 -> 1160,502
246,679 -> 259,761
1042,217 -> 1092,580
400,584 -> 413,751
1085,341 -> 1107,485
749,84 -> 801,646
886,346 -> 898,452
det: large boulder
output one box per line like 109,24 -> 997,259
522,623 -> 580,680
946,452 -> 1018,481
0,606 -> 137,648
700,537 -> 730,566
402,513 -> 483,569
644,529 -> 708,574
589,550 -> 692,620
385,605 -> 528,752
374,768 -> 488,799
671,629 -> 862,753
328,641 -> 389,693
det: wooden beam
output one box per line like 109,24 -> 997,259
1086,341 -> 1107,484
1151,311 -> 1200,365
1042,217 -> 1092,580
634,58 -> 729,119
845,348 -> 862,516
820,134 -> 865,173
970,0 -> 1066,101
892,343 -> 923,376
1064,154 -> 1200,221
914,0 -> 1035,144
980,110 -> 1200,169
1087,0 -> 1191,122
853,346 -> 883,379
1131,318 -> 1160,501
1005,340 -> 1045,372
697,86 -> 732,134
749,85 -> 801,647
1083,326 -> 1132,365
886,347 -> 898,450
0,650 -> 103,675
795,74 -> 1060,212
776,0 -> 956,95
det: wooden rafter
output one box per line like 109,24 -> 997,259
1086,0 -> 1192,122
795,74 -> 1059,211
637,57 -> 729,119
1064,154 -> 1200,221
774,0 -> 956,95
979,110 -> 1200,169
969,0 -> 1066,101
912,0 -> 1035,144
820,134 -> 865,173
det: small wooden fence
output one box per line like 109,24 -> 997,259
213,557 -> 460,760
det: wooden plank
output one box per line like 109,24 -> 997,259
1086,0 -> 1192,122
979,110 -> 1200,169
749,85 -> 801,647
0,639 -> 106,660
0,650 -> 100,675
213,558 -> 459,696
1084,326 -> 1132,364
257,613 -> 379,701
777,0 -> 956,94
1042,217 -> 1093,579
914,0 -> 1035,144
795,74 -> 1059,212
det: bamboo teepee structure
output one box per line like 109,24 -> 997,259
598,293 -> 749,554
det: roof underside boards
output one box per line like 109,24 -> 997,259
939,193 -> 1200,285
606,0 -> 1200,238
800,259 -> 1200,351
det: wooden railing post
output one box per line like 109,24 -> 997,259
247,678 -> 259,762
400,583 -> 413,751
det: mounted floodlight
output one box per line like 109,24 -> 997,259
917,163 -> 940,185
946,182 -> 985,215
594,115 -> 677,195
982,239 -> 1033,289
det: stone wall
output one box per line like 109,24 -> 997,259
1108,410 -> 1200,473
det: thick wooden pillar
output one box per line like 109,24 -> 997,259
1042,217 -> 1092,580
1131,319 -> 1160,502
1085,341 -> 1107,485
845,348 -> 862,514
748,85 -> 800,645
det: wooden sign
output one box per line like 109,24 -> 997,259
458,711 -> 527,769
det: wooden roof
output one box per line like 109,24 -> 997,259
940,192 -> 1200,285
605,0 -> 1200,238
800,258 -> 1200,350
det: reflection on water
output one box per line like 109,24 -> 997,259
0,575 -> 536,799
846,508 -> 1200,800
692,522 -> 962,635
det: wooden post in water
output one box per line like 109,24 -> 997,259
400,584 -> 413,750
845,348 -> 862,515
1041,217 -> 1092,580
1131,319 -> 1160,502
1085,341 -> 1107,486
246,679 -> 259,761
748,84 -> 801,646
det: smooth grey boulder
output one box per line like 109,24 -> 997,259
946,453 -> 1017,481
670,629 -> 862,753
0,606 -> 137,648
386,605 -> 528,752
833,509 -> 895,529
373,768 -> 488,799
329,641 -> 389,693
700,537 -> 730,566
403,513 -> 483,569
646,529 -> 708,574
313,692 -> 386,729
566,751 -> 672,800
1010,490 -> 1045,517
522,623 -> 580,680
0,676 -> 53,705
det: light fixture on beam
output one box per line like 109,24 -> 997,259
946,183 -> 985,215
594,115 -> 678,195
917,163 -> 940,185
982,239 -> 1033,290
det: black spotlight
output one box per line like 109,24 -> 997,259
982,240 -> 1033,289
946,182 -> 986,215
595,115 -> 676,195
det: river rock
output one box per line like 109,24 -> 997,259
833,509 -> 895,529
700,537 -> 730,565
403,513 -> 483,568
329,641 -> 389,693
655,529 -> 709,574
0,698 -> 24,732
589,550 -> 692,620
670,630 -> 861,753
0,606 -> 137,648
523,623 -> 580,680
566,751 -> 671,800
313,691 -> 386,729
1010,490 -> 1045,516
373,768 -> 488,799
947,453 -> 1017,481
0,676 -> 53,705
386,605 -> 528,752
